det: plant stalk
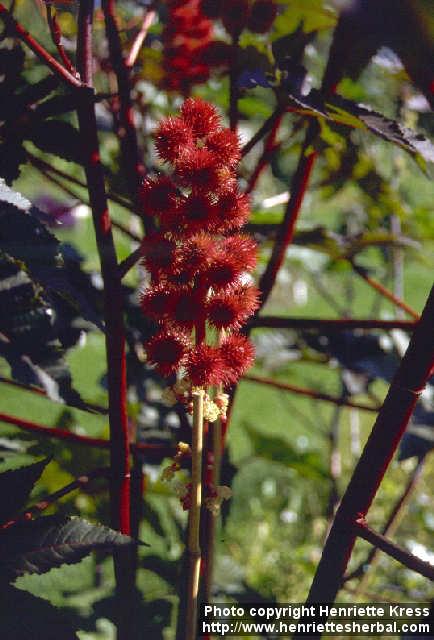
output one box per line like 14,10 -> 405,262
299,285 -> 434,631
186,389 -> 205,640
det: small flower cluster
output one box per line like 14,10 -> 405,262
140,97 -> 259,391
161,441 -> 191,482
162,0 -> 231,94
200,0 -> 277,37
162,380 -> 229,423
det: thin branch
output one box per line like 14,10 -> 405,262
256,123 -> 318,311
229,34 -> 240,132
2,468 -> 110,529
0,376 -> 108,415
0,3 -> 82,88
351,262 -> 420,320
354,518 -> 434,581
46,4 -> 78,77
299,285 -> 434,627
125,6 -> 156,68
245,113 -> 283,195
30,160 -> 142,244
241,106 -> 285,157
102,0 -> 148,221
0,411 -> 174,458
249,316 -> 417,332
243,374 -> 380,412
28,152 -> 134,211
118,246 -> 142,278
345,456 -> 426,583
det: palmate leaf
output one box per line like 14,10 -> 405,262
0,252 -> 88,408
0,585 -> 78,640
0,515 -> 134,581
0,458 -> 51,525
284,90 -> 434,165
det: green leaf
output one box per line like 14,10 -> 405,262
0,585 -> 79,639
284,90 -> 434,164
273,0 -> 336,35
0,515 -> 134,581
245,426 -> 327,478
0,458 -> 51,525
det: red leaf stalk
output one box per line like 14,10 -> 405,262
0,4 -> 82,88
243,374 -> 380,412
351,262 -> 420,320
257,130 -> 317,310
354,518 -> 434,581
249,316 -> 417,331
299,285 -> 434,627
101,0 -> 147,219
0,411 -> 173,458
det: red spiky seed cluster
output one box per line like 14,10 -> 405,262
161,0 -> 231,94
140,98 -> 259,388
200,0 -> 277,36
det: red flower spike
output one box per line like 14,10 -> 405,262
162,1 -> 214,94
205,249 -> 242,290
215,189 -> 250,231
221,0 -> 250,35
218,234 -> 257,273
146,330 -> 190,376
219,333 -> 255,384
200,0 -> 223,19
140,285 -> 177,320
186,344 -> 225,386
141,234 -> 178,277
177,191 -> 217,234
175,147 -> 222,190
155,116 -> 194,164
181,97 -> 221,138
207,284 -> 260,330
177,233 -> 216,279
205,129 -> 241,167
247,0 -> 277,33
141,176 -> 179,219
172,287 -> 207,329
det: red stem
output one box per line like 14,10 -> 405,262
229,34 -> 240,131
257,128 -> 318,310
46,4 -> 78,77
351,262 -> 420,320
0,411 -> 172,457
299,285 -> 434,628
0,4 -> 82,88
125,6 -> 156,68
76,0 -> 130,536
345,456 -> 426,583
249,316 -> 417,331
241,106 -> 285,157
245,114 -> 283,195
243,374 -> 380,413
101,0 -> 148,220
354,518 -> 434,581
75,7 -> 135,636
